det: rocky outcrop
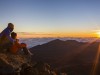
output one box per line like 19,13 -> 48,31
0,52 -> 66,75
0,52 -> 31,75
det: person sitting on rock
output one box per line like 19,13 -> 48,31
0,23 -> 14,51
9,32 -> 32,55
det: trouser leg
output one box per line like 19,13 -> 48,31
23,47 -> 29,55
23,47 -> 33,55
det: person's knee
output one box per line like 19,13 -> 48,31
21,43 -> 27,47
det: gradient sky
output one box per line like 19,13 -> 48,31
0,0 -> 100,37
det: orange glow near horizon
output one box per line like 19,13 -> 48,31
17,32 -> 97,38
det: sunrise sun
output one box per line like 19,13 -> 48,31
96,31 -> 100,38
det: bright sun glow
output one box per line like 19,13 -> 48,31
96,31 -> 100,38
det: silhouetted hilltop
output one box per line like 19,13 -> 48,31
30,39 -> 86,64
30,39 -> 100,75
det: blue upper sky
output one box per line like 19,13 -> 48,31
0,0 -> 100,37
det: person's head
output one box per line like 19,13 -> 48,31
11,32 -> 17,39
7,23 -> 14,32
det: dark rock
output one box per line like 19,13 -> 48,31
0,58 -> 14,75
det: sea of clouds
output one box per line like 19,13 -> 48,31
19,37 -> 100,48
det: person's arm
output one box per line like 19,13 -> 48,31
14,39 -> 22,48
5,29 -> 14,43
15,39 -> 26,48
0,33 -> 3,37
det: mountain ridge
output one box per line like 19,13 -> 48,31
30,39 -> 100,75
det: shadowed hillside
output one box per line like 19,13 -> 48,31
30,39 -> 100,75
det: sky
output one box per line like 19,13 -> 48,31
0,0 -> 100,38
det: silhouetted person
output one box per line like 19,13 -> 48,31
9,32 -> 33,55
0,23 -> 14,51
